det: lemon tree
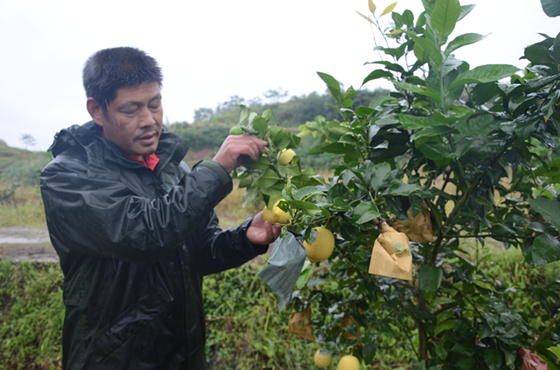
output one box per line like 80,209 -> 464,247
233,0 -> 560,368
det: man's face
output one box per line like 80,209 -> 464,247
90,82 -> 163,159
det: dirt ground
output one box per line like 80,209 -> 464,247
0,227 -> 270,264
0,227 -> 58,262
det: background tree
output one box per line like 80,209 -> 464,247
20,134 -> 36,150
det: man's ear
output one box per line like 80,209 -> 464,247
87,97 -> 105,127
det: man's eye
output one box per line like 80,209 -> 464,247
149,104 -> 161,110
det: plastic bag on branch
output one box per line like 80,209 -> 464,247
368,221 -> 412,281
288,304 -> 314,341
259,231 -> 307,310
391,201 -> 434,244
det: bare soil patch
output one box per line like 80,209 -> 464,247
0,227 -> 58,262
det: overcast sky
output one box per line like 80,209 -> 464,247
0,0 -> 558,151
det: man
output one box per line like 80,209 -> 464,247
40,46 -> 281,369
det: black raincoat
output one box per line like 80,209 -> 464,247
40,121 -> 267,369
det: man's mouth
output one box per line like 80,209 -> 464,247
135,131 -> 159,145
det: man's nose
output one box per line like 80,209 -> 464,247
139,107 -> 157,127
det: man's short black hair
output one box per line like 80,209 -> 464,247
83,47 -> 163,111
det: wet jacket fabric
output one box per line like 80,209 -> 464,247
40,121 -> 267,370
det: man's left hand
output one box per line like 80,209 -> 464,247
246,211 -> 283,246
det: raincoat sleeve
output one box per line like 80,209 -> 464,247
188,213 -> 269,276
40,153 -> 233,264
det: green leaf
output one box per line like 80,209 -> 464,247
294,186 -> 327,201
541,0 -> 560,17
362,342 -> 377,363
414,41 -> 429,63
484,349 -> 503,370
353,202 -> 381,224
419,265 -> 443,300
365,162 -> 392,192
238,105 -> 249,125
430,0 -> 461,40
382,181 -> 419,196
397,114 -> 434,129
402,9 -> 414,26
291,200 -> 323,216
432,297 -> 455,305
392,80 -> 441,101
242,187 -> 259,207
436,339 -> 449,360
252,116 -> 268,139
362,69 -> 394,87
548,345 -> 560,359
380,1 -> 397,16
405,31 -> 443,66
473,280 -> 493,291
525,233 -> 560,266
437,311 -> 455,324
445,33 -> 488,56
524,44 -> 557,66
317,72 -> 343,105
242,156 -> 271,170
368,0 -> 377,14
422,0 -> 436,13
419,142 -> 453,161
257,169 -> 282,188
317,143 -> 361,158
458,4 -> 476,21
448,64 -> 520,90
375,44 -> 407,60
456,113 -> 502,136
356,10 -> 375,24
411,126 -> 455,141
366,60 -> 406,74
434,319 -> 456,336
296,261 -> 312,289
528,198 -> 560,229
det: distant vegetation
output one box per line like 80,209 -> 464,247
168,88 -> 390,169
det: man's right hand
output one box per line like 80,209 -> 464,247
212,135 -> 269,173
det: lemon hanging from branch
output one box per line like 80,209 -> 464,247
278,148 -> 296,166
303,227 -> 335,263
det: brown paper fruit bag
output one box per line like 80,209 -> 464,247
369,222 -> 412,281
392,202 -> 434,244
341,314 -> 362,341
519,348 -> 550,370
288,305 -> 314,341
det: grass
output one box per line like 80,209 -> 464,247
0,185 -> 46,228
215,181 -> 264,229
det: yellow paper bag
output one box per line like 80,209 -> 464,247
368,222 -> 412,281
288,305 -> 314,341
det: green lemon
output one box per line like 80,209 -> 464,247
229,126 -> 243,135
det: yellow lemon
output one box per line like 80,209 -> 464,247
263,208 -> 276,223
303,227 -> 335,263
278,148 -> 296,165
314,349 -> 333,368
272,199 -> 290,224
337,355 -> 360,370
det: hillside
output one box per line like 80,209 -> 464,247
0,140 -> 51,187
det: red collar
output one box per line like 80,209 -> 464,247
125,153 -> 160,171
100,131 -> 160,171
